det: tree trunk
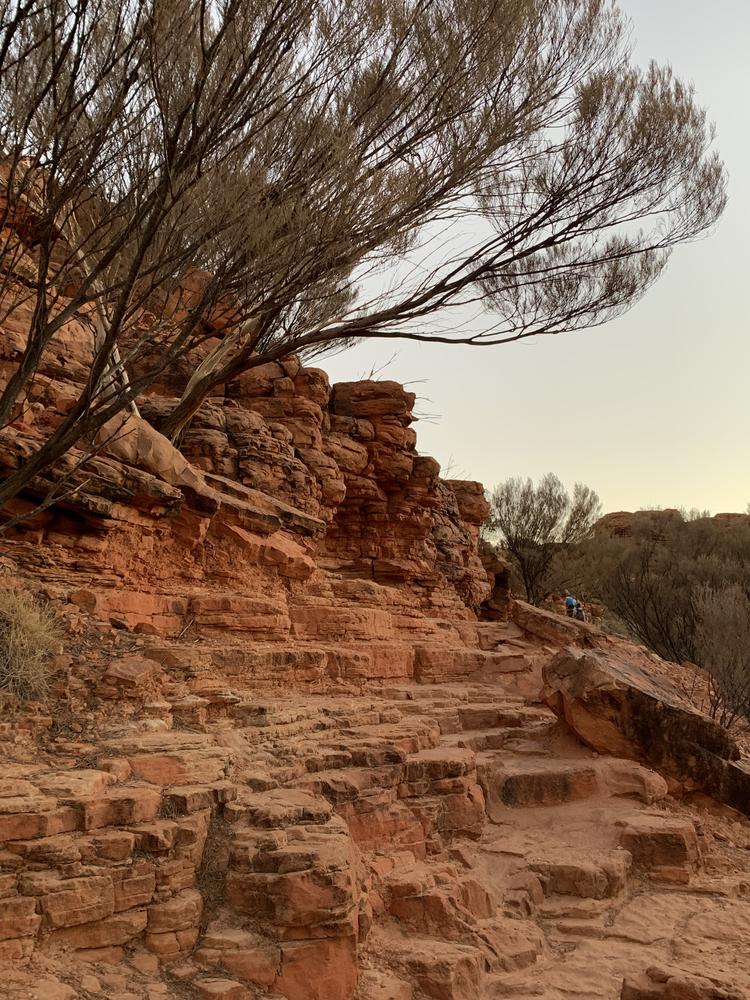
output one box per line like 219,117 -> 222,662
160,374 -> 216,445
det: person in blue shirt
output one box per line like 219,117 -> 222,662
564,593 -> 577,617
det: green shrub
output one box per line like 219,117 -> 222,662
0,589 -> 60,700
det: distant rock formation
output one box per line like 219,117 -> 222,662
596,508 -> 750,539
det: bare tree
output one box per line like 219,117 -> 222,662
695,585 -> 750,729
486,474 -> 600,604
0,0 -> 726,514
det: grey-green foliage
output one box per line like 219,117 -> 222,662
486,473 -> 601,604
695,585 -> 750,728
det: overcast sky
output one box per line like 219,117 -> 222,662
323,0 -> 749,516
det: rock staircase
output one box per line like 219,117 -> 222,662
2,662 -> 749,1000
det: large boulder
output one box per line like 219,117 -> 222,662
542,647 -> 750,815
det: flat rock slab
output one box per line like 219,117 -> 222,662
622,965 -> 744,1000
528,847 -> 631,899
387,938 -> 484,1000
358,970 -> 413,1000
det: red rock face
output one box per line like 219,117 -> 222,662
594,509 -> 685,538
542,646 -> 750,814
0,195 -> 490,633
2,313 -> 492,642
150,367 -> 491,618
594,507 -> 750,541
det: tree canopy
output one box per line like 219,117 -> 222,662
0,0 -> 727,509
486,473 -> 601,604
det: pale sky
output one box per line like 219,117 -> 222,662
323,0 -> 750,515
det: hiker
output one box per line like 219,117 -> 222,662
564,593 -> 577,617
574,601 -> 586,622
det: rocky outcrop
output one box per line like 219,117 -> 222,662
0,196 -> 492,628
1,363 -> 494,681
594,509 -> 685,538
595,508 -> 750,539
542,647 -> 750,814
5,665 -> 750,1000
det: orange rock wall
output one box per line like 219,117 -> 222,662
0,244 -> 498,697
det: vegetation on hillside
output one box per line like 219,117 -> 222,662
485,487 -> 750,728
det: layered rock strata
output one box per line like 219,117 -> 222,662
2,624 -> 750,1000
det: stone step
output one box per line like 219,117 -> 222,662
314,739 -> 408,769
301,749 -> 356,774
526,848 -> 631,900
194,976 -> 254,999
147,642 -> 333,685
414,646 -> 533,684
237,716 -> 336,741
484,976 -> 552,997
225,788 -> 333,829
194,920 -> 280,989
296,734 -> 408,771
537,897 -> 613,920
381,685 -> 472,702
194,641 -> 420,686
452,729 -> 512,752
325,705 -> 403,729
189,594 -> 291,638
339,720 -> 442,755
478,915 -> 544,973
385,938 -> 485,999
296,765 -> 404,807
474,621 -> 526,650
450,720 -> 556,754
617,813 -> 702,882
231,702 -> 324,727
480,759 -> 599,808
549,918 -> 608,941
290,604 -> 397,642
358,969 -> 413,1000
457,704 -> 529,730
392,696 -> 537,740
621,967 -> 742,1000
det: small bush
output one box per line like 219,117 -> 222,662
0,589 -> 60,700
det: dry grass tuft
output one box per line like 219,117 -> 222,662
0,589 -> 60,700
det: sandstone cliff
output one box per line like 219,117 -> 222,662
0,264 -> 493,658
